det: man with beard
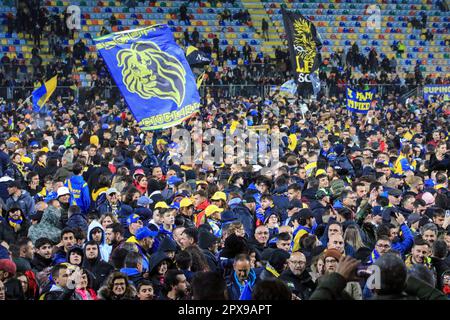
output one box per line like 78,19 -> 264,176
281,251 -> 316,300
105,223 -> 125,264
31,237 -> 54,273
82,240 -> 114,291
161,269 -> 189,300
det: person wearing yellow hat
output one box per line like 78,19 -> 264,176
205,205 -> 223,237
210,191 -> 227,209
179,197 -> 195,228
89,135 -> 99,148
316,170 -> 330,189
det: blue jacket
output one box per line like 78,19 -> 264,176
5,189 -> 36,218
67,211 -> 89,233
65,175 -> 91,215
392,223 -> 414,257
226,268 -> 257,300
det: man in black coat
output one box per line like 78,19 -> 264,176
198,231 -> 219,273
82,240 -> 114,291
280,251 -> 316,300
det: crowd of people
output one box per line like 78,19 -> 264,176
0,67 -> 448,300
0,0 -> 449,303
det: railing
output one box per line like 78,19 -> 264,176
0,83 -> 424,102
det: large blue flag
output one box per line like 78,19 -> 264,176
94,25 -> 201,130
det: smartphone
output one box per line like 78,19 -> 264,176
445,210 -> 450,219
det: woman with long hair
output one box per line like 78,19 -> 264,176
99,213 -> 119,230
343,224 -> 366,251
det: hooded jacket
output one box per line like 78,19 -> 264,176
97,282 -> 137,300
82,242 -> 114,291
87,220 -> 112,262
65,175 -> 91,215
27,206 -> 62,245
148,251 -> 170,297
5,189 -> 36,218
198,231 -> 219,273
67,210 -> 89,233
54,162 -> 74,182
229,200 -> 255,238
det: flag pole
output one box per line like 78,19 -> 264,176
16,94 -> 32,112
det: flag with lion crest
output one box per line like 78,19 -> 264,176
94,24 -> 201,130
282,9 -> 321,94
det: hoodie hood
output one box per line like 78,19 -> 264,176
87,220 -> 106,245
157,237 -> 178,253
69,175 -> 86,189
198,231 -> 218,250
148,251 -> 170,275
40,206 -> 61,226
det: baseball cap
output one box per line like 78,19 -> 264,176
106,187 -> 118,196
372,206 -> 383,217
133,169 -> 145,178
154,201 -> 169,209
315,169 -> 327,177
407,214 -> 421,226
137,196 -> 153,207
135,227 -> 158,241
387,189 -> 402,197
126,214 -> 141,226
167,175 -> 182,186
57,187 -> 71,198
211,191 -> 227,202
205,205 -> 223,217
180,197 -> 194,208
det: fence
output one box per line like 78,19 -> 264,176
0,83 -> 421,103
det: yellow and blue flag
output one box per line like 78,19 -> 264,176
346,87 -> 376,114
94,24 -> 201,131
32,75 -> 57,112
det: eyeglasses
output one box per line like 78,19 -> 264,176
376,243 -> 391,249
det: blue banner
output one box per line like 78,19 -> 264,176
423,85 -> 450,102
346,87 -> 375,114
94,25 -> 201,130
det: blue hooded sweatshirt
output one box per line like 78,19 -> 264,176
65,175 -> 91,215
